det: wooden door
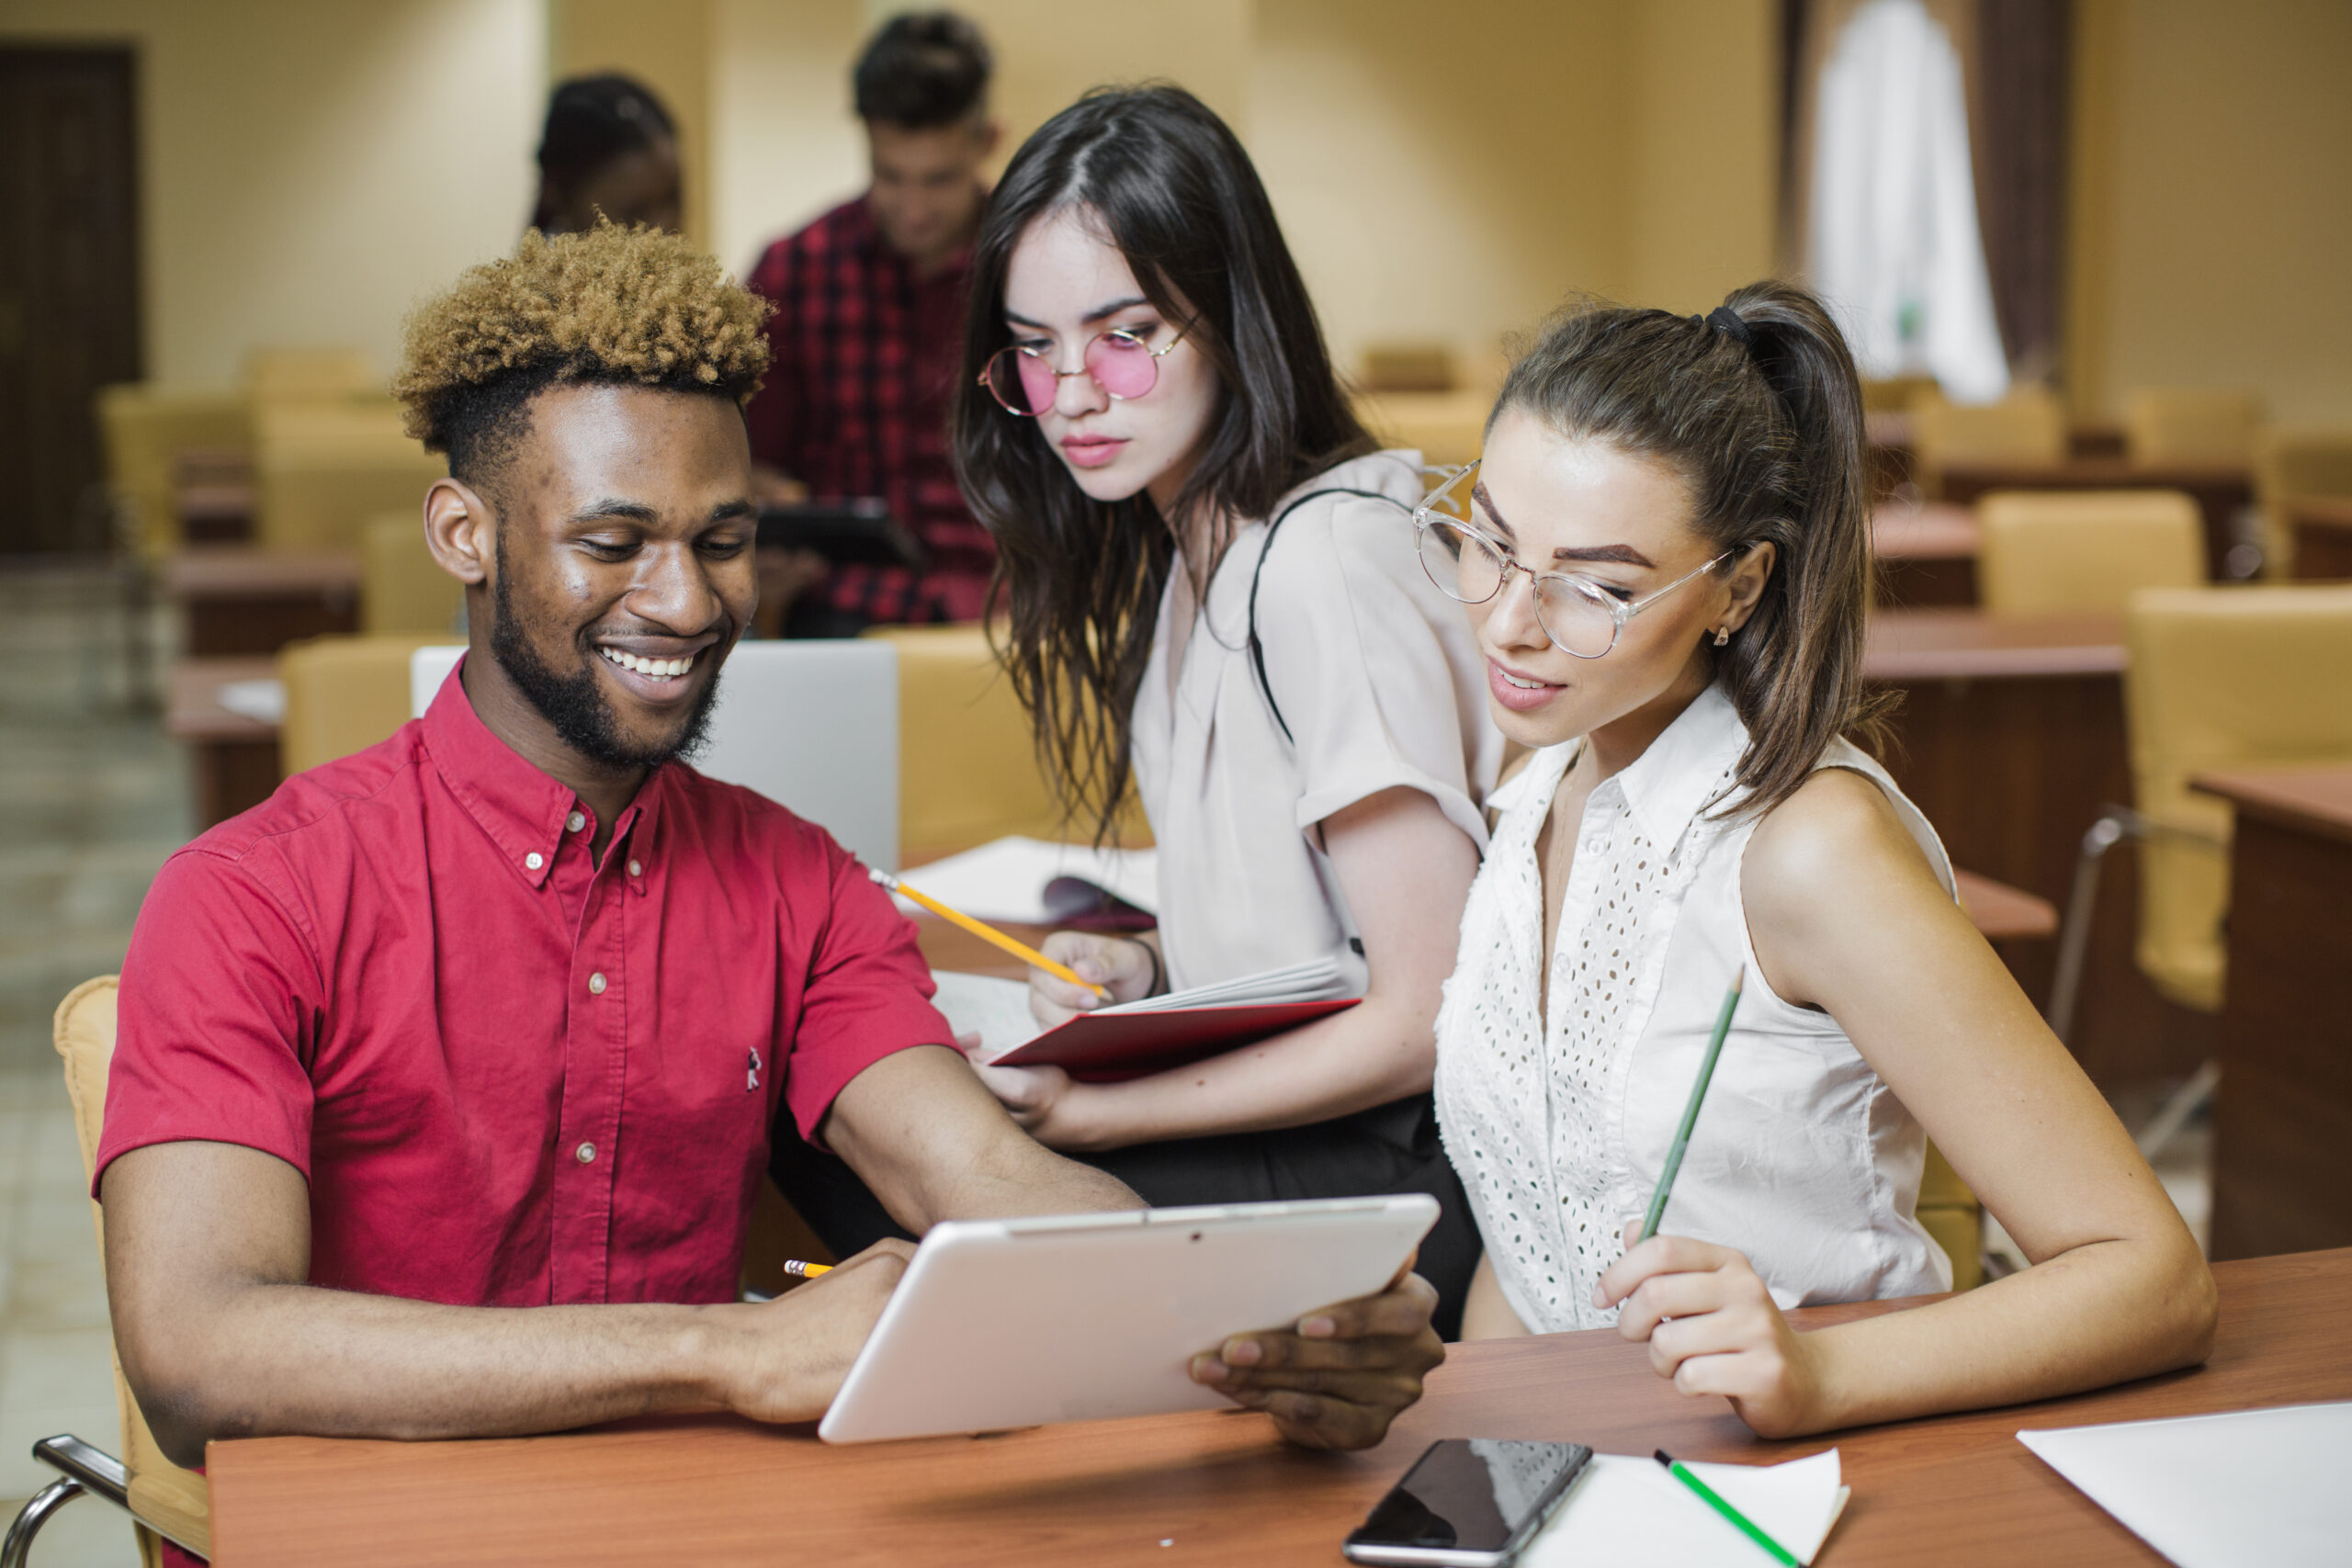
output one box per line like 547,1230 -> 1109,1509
0,46 -> 141,555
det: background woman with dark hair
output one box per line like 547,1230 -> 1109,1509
530,73 -> 681,236
775,85 -> 1496,1335
1430,283 -> 2215,1432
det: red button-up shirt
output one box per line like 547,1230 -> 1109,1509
743,194 -> 996,626
99,660 -> 949,1312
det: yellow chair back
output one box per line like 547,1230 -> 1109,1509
863,624 -> 1072,855
1977,490 -> 2205,616
1916,1142 -> 1983,1292
1912,386 -> 2066,485
2123,388 -> 2261,465
243,345 -> 376,404
2122,585 -> 2352,1011
2255,428 -> 2352,577
278,634 -> 459,774
53,977 -> 212,1566
254,402 -> 446,551
360,513 -> 465,636
95,384 -> 251,557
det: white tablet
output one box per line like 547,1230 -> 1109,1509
817,1194 -> 1440,1444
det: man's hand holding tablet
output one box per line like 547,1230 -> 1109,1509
1187,1262 -> 1447,1450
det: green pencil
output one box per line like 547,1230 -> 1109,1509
1654,1450 -> 1802,1566
1636,969 -> 1745,1245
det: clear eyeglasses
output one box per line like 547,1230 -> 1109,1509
1411,459 -> 1739,660
978,326 -> 1190,416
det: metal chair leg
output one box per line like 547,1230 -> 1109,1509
2136,1058 -> 2222,1163
2,1478 -> 87,1568
1,1436 -> 135,1568
2048,810 -> 2141,1045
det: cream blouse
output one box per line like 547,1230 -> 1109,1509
1433,684 -> 1952,1334
1130,450 -> 1502,993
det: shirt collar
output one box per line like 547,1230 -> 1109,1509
1599,682 -> 1749,847
418,655 -> 662,890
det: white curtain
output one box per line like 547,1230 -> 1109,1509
1809,0 -> 2010,402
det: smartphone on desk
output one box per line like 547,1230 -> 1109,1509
1343,1438 -> 1592,1566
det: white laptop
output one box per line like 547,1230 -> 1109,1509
410,640 -> 900,871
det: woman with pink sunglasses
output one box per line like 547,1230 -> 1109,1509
769,85 -> 1498,1337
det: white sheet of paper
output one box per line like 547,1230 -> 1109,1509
2018,1402 -> 2352,1568
894,838 -> 1158,924
926,972 -> 1043,1055
1523,1450 -> 1848,1568
216,677 -> 288,725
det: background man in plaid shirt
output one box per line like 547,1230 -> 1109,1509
744,11 -> 1000,635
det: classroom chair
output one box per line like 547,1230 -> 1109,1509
254,402 -> 447,552
1976,490 -> 2205,616
2048,586 -> 2352,1151
861,623 -> 1076,855
1358,342 -> 1458,394
278,633 -> 456,773
2122,388 -> 2261,466
1915,1144 -> 1984,1292
360,512 -> 464,635
95,384 -> 252,557
243,344 -> 376,404
1860,374 -> 1939,414
2254,427 -> 2352,578
1910,385 -> 2067,492
0,978 -> 213,1568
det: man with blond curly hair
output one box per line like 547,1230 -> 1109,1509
95,228 -> 1441,1531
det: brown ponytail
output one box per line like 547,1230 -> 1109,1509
1489,281 -> 1891,816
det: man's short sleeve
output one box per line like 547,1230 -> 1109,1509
95,849 -> 322,1194
780,834 -> 957,1145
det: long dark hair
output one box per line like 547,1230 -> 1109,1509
952,85 -> 1374,835
1492,282 -> 1888,816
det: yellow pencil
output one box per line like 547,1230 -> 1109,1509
782,1259 -> 831,1278
867,867 -> 1111,998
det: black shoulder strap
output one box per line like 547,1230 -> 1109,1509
1245,486 -> 1411,744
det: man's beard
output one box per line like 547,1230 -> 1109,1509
489,543 -> 723,772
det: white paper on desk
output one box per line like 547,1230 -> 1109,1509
2018,1401 -> 2352,1568
926,972 -> 1044,1055
217,677 -> 287,724
1523,1450 -> 1848,1568
894,838 -> 1157,923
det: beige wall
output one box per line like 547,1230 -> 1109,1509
3,0 -> 543,388
2070,0 -> 2352,423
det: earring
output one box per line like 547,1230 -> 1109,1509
1713,627 -> 1731,648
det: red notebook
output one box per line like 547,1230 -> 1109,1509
989,998 -> 1362,1083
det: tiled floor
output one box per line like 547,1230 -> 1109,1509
3,566 -> 180,1567
0,562 -> 2219,1564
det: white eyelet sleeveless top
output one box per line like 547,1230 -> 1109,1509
1433,684 -> 1952,1335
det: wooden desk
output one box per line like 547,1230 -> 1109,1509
165,657 -> 281,828
203,1248 -> 2352,1566
1871,502 -> 1978,608
165,545 -> 360,656
2287,496 -> 2352,580
2190,767 -> 2352,1259
1934,460 -> 2252,581
1862,610 -> 2210,1087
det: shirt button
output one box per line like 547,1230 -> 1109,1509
525,852 -> 544,871
567,811 -> 586,833
574,1141 -> 596,1164
628,859 -> 641,877
588,972 -> 607,995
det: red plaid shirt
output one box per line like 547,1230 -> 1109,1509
744,195 -> 994,625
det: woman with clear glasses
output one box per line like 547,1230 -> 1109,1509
947,84 -> 1501,1334
1429,283 -> 2215,1437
